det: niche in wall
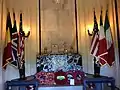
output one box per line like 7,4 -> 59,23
39,0 -> 78,54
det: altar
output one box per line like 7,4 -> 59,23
5,74 -> 115,90
5,53 -> 116,90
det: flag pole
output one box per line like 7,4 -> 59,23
92,9 -> 100,77
18,12 -> 26,80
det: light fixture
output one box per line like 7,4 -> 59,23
24,30 -> 30,38
87,29 -> 93,36
20,30 -> 30,38
22,27 -> 30,38
21,30 -> 30,38
87,25 -> 93,36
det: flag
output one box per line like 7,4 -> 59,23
18,13 -> 25,68
10,12 -> 19,68
90,10 -> 100,77
97,10 -> 108,65
90,11 -> 99,57
2,12 -> 12,69
104,10 -> 115,66
18,12 -> 25,79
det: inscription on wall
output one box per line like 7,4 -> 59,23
40,0 -> 77,54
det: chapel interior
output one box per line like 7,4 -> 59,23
0,0 -> 120,90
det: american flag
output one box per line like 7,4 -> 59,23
11,12 -> 19,68
90,10 -> 100,76
90,11 -> 99,57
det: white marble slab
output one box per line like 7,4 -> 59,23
38,86 -> 83,90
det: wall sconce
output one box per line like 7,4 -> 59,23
87,24 -> 99,36
22,27 -> 30,38
87,25 -> 93,36
87,29 -> 93,36
21,30 -> 30,38
24,31 -> 30,38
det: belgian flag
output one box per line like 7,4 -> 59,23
2,12 -> 12,70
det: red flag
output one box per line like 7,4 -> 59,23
104,10 -> 115,66
97,10 -> 108,65
11,12 -> 19,68
2,12 -> 12,69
